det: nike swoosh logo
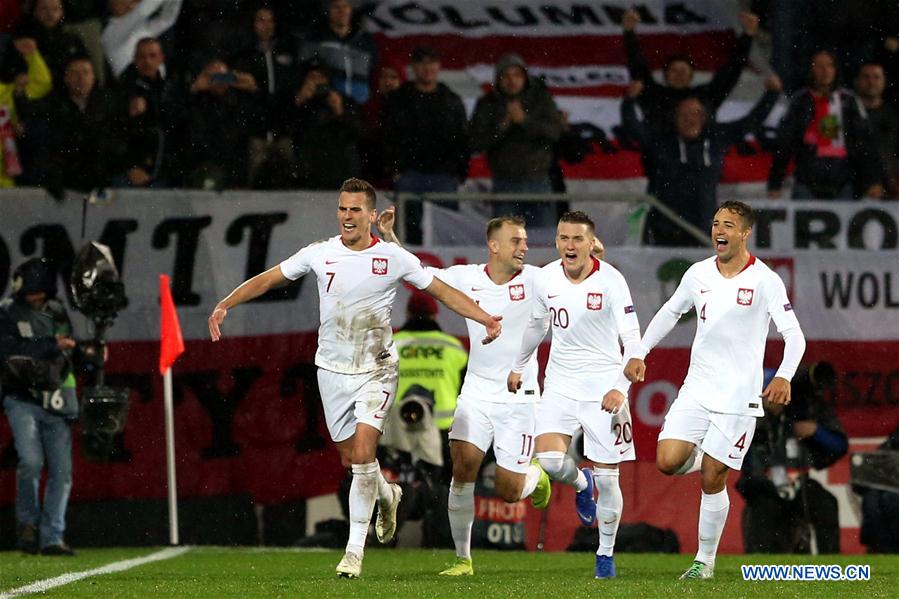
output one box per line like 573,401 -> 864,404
602,519 -> 616,525
700,289 -> 711,294
619,448 -> 629,454
548,294 -> 560,299
471,287 -> 484,292
516,458 -> 529,465
727,453 -> 741,459
325,260 -> 339,265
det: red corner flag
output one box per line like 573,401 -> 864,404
159,274 -> 184,374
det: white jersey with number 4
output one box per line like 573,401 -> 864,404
653,255 -> 800,416
525,258 -> 640,401
433,264 -> 540,403
280,236 -> 434,374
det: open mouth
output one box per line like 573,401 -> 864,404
715,237 -> 728,251
564,251 -> 578,260
343,223 -> 356,231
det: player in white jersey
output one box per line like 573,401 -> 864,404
508,211 -> 641,579
207,179 -> 502,579
380,215 -> 552,577
625,201 -> 806,580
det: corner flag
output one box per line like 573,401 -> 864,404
159,274 -> 184,374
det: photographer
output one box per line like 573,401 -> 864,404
376,292 -> 467,547
737,362 -> 848,553
291,59 -> 364,189
0,258 -> 90,556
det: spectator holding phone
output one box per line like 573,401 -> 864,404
186,59 -> 259,189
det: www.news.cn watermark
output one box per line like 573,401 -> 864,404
741,564 -> 871,581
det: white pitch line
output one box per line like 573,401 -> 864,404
0,546 -> 191,599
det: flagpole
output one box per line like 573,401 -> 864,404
163,367 -> 179,545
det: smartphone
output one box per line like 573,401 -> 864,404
211,72 -> 237,85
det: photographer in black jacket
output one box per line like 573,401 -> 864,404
737,362 -> 848,553
1,258 -> 98,556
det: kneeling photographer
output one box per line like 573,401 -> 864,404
737,362 -> 848,553
0,258 -> 103,556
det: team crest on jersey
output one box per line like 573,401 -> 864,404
508,284 -> 525,301
372,258 -> 388,275
737,288 -> 754,306
587,292 -> 603,310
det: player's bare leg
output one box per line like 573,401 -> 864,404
334,424 -> 399,578
440,440 -> 483,575
656,439 -> 703,476
534,433 -> 592,521
592,463 -> 622,579
681,454 -> 729,580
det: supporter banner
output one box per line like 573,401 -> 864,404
0,190 -> 895,508
364,0 -> 738,38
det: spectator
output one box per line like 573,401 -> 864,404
855,62 -> 899,198
14,0 -> 88,87
231,6 -> 298,189
768,50 -> 883,200
110,37 -> 187,188
102,0 -> 182,79
291,59 -> 364,189
300,0 -> 377,105
1,258 -> 83,555
360,57 -> 404,187
470,53 -> 562,222
186,58 -> 259,189
621,77 -> 781,247
0,37 -> 52,188
382,46 -> 469,193
549,110 -> 592,194
39,56 -> 111,193
621,8 -> 760,133
737,362 -> 848,554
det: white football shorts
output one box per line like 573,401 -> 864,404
536,389 -> 636,464
317,366 -> 398,443
449,392 -> 537,474
658,394 -> 757,470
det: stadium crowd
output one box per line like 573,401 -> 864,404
0,0 -> 897,220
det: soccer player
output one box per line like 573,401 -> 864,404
625,200 -> 806,579
507,211 -> 641,579
207,178 -> 502,578
380,214 -> 552,576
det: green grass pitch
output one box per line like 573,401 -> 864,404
1,548 -> 896,598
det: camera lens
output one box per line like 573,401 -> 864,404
400,399 -> 425,424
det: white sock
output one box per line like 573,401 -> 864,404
447,480 -> 475,559
675,447 -> 703,475
594,468 -> 623,557
347,462 -> 379,553
536,451 -> 588,492
695,488 -> 729,565
518,464 -> 541,500
375,461 -> 393,506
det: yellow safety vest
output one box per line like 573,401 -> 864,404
394,329 -> 467,430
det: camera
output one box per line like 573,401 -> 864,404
70,241 -> 130,462
399,384 -> 435,431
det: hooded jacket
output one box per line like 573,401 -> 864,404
470,54 -> 562,182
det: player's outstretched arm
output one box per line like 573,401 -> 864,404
208,265 -> 289,341
425,276 -> 502,344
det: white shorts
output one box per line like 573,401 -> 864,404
449,393 -> 537,474
658,394 -> 757,470
317,366 -> 398,443
536,390 -> 635,464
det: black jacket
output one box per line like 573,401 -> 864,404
231,38 -> 300,137
112,65 -> 189,185
292,91 -> 364,189
382,81 -> 469,179
768,88 -> 882,196
622,90 -> 779,229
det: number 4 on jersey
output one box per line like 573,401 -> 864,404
700,303 -> 706,322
